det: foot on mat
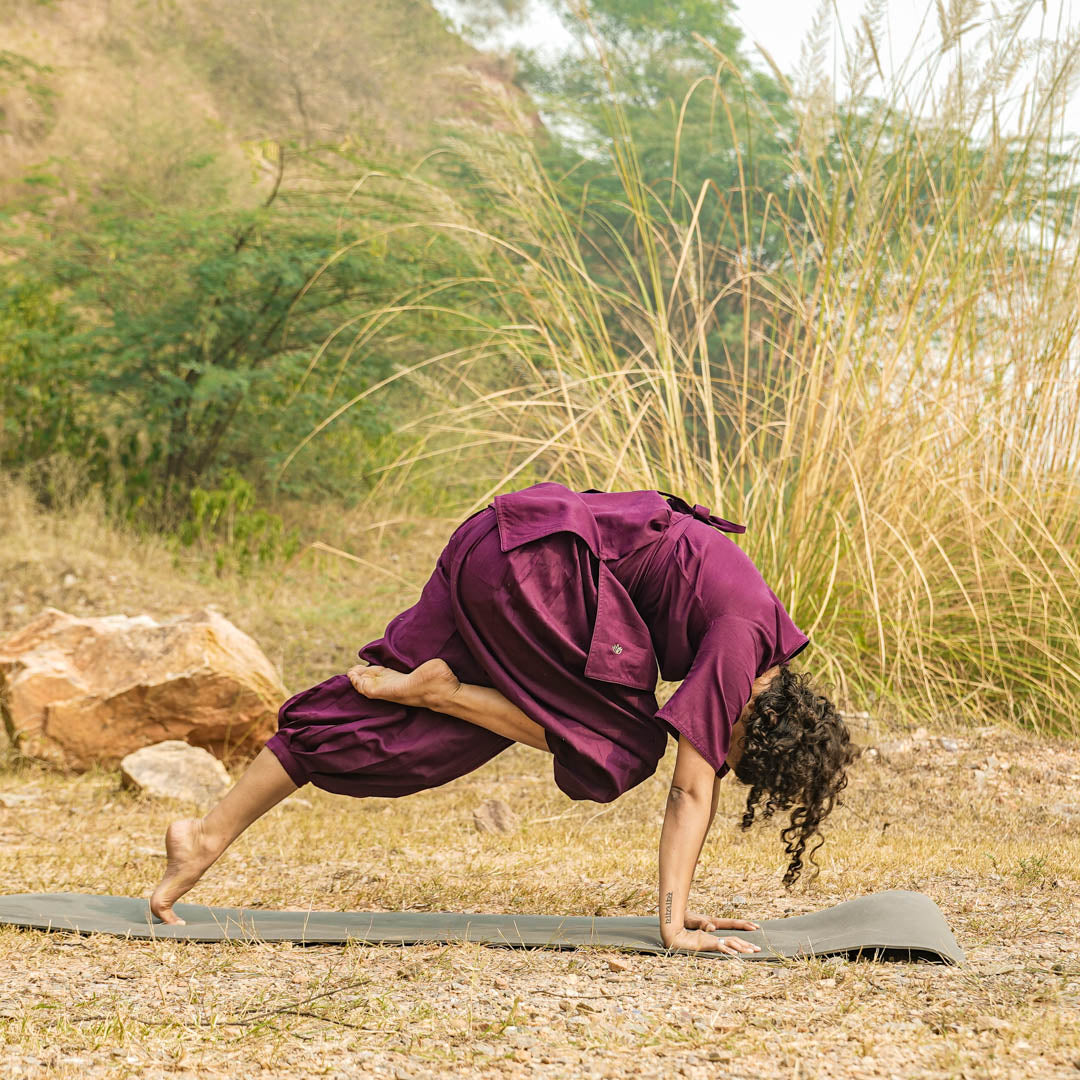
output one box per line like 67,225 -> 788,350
149,819 -> 222,926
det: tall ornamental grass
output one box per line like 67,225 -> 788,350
294,0 -> 1080,734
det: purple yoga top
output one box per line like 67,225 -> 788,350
491,483 -> 810,778
268,482 -> 810,804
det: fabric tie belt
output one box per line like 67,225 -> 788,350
655,490 -> 746,534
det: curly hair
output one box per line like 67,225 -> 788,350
732,665 -> 858,888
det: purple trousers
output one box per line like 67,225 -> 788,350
267,505 -> 669,803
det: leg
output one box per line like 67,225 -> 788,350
150,746 -> 298,925
347,658 -> 551,752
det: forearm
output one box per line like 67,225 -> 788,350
658,785 -> 714,945
436,682 -> 551,753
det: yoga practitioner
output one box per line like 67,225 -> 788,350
150,483 -> 856,953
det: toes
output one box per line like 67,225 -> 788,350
150,894 -> 186,926
348,665 -> 381,695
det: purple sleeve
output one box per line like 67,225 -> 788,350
653,616 -> 763,776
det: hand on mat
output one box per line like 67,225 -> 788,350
666,928 -> 761,955
684,910 -> 759,934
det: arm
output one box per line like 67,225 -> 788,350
658,736 -> 760,954
436,681 -> 551,752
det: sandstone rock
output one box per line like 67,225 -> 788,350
120,740 -> 231,804
473,798 -> 517,834
0,608 -> 287,770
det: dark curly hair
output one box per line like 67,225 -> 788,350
732,665 -> 858,888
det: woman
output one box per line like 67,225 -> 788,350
150,482 -> 856,953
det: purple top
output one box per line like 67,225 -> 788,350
492,483 -> 810,777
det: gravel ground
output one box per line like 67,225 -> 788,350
0,726 -> 1077,1080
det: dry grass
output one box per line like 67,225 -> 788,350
0,715 -> 1078,1079
1,479 -> 1079,1079
309,2 -> 1080,739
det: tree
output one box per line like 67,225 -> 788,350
2,141 -> 482,521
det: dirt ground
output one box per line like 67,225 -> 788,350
0,724 -> 1078,1080
0,485 -> 1078,1078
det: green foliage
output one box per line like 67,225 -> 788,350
2,137 -> 483,523
0,279 -> 88,471
509,0 -> 799,425
0,0 -> 510,527
176,469 -> 301,574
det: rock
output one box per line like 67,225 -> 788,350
121,741 -> 231,803
973,1014 -> 1011,1033
0,792 -> 39,808
606,956 -> 632,973
874,738 -> 915,757
0,608 -> 287,770
473,798 -> 517,834
732,894 -> 748,906
938,737 -> 960,752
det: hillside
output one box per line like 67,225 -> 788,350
0,0 -> 525,198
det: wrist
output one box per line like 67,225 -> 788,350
424,678 -> 462,711
659,891 -> 683,944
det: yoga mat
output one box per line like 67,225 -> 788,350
0,889 -> 963,963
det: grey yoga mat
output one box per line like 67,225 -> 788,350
0,889 -> 963,963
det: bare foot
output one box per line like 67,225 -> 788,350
347,657 -> 461,710
149,819 -> 223,925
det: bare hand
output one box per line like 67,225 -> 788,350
664,928 -> 761,955
684,910 -> 759,933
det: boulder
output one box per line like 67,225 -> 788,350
120,740 -> 231,804
0,608 -> 287,771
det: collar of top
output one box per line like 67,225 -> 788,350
490,482 -> 746,693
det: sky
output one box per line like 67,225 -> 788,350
432,0 -> 1080,134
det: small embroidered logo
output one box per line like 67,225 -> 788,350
611,643 -> 623,654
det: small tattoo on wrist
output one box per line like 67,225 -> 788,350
664,891 -> 673,925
